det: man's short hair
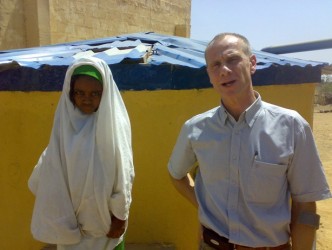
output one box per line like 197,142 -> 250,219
205,32 -> 252,59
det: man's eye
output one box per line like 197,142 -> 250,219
227,57 -> 240,64
208,63 -> 220,70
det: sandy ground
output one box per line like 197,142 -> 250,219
313,106 -> 332,250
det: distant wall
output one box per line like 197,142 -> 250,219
0,0 -> 27,49
0,0 -> 191,50
0,83 -> 317,249
48,0 -> 191,44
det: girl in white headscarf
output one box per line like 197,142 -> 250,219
28,57 -> 134,250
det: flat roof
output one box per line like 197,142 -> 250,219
0,32 -> 325,91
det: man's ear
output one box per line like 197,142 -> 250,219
250,54 -> 257,75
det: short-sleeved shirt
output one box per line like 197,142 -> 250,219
168,93 -> 331,247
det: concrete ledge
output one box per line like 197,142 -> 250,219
41,245 -> 56,250
41,243 -> 175,250
126,243 -> 175,250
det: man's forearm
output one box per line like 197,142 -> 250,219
169,174 -> 198,208
291,201 -> 317,249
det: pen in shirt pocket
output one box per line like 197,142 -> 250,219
253,151 -> 258,163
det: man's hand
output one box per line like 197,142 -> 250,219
106,215 -> 126,238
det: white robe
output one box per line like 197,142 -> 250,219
28,57 -> 134,249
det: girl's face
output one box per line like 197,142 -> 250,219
72,75 -> 103,114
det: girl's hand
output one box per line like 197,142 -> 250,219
106,215 -> 126,238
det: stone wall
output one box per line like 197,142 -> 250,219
0,0 -> 27,49
0,0 -> 191,50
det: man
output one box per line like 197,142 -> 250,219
168,33 -> 331,250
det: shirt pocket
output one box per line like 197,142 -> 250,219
244,160 -> 288,204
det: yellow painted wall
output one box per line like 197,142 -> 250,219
0,83 -> 316,249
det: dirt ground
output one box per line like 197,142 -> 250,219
313,105 -> 332,250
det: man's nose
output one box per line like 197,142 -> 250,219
219,64 -> 231,76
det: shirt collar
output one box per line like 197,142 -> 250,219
218,103 -> 229,125
218,91 -> 263,127
245,92 -> 262,127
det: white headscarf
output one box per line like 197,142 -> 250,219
28,57 -> 134,246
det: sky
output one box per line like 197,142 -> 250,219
190,0 -> 332,64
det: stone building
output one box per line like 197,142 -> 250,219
0,0 -> 191,50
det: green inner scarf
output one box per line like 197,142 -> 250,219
72,65 -> 103,83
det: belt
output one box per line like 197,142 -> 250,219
202,226 -> 291,250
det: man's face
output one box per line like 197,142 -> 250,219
72,75 -> 103,114
205,35 -> 256,99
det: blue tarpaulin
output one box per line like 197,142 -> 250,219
0,32 -> 326,91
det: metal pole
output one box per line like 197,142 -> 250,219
261,39 -> 332,54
